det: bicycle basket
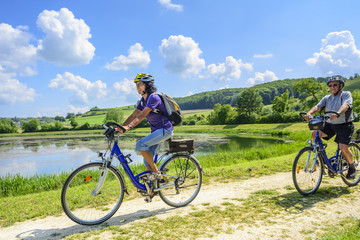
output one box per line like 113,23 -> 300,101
168,139 -> 194,153
308,116 -> 325,130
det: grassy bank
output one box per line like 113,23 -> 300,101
0,150 -> 298,227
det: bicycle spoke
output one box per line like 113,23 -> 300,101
159,154 -> 202,207
61,163 -> 125,225
292,147 -> 323,196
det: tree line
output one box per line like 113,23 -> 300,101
2,75 -> 360,133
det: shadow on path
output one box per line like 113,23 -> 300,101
16,206 -> 177,240
263,186 -> 351,214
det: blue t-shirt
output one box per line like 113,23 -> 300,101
136,94 -> 173,132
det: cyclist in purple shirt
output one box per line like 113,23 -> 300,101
116,73 -> 173,181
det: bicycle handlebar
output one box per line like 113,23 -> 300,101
299,111 -> 340,119
102,122 -> 126,134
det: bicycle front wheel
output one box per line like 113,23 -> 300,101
159,154 -> 202,207
61,162 -> 125,225
292,146 -> 323,196
341,142 -> 360,186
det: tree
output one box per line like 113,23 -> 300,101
70,118 -> 78,129
66,113 -> 75,119
207,104 -> 237,125
53,121 -> 63,131
103,109 -> 124,124
55,116 -> 66,122
22,119 -> 39,132
0,119 -> 18,133
352,89 -> 360,121
293,78 -> 327,110
272,89 -> 290,113
236,89 -> 263,117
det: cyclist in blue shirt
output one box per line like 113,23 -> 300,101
304,76 -> 356,179
116,73 -> 173,181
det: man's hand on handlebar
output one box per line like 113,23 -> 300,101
304,113 -> 312,122
329,113 -> 339,121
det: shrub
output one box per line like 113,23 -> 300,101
0,119 -> 18,133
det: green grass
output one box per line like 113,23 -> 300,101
68,109 -> 213,126
343,77 -> 360,92
315,218 -> 360,240
0,146 -> 297,227
62,184 -> 360,240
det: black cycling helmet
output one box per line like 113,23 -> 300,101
327,76 -> 345,88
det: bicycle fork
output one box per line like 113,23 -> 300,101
91,159 -> 111,196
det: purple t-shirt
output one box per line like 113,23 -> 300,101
136,94 -> 173,132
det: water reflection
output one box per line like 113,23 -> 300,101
0,134 -> 281,177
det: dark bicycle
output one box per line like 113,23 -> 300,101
292,111 -> 360,196
61,122 -> 204,225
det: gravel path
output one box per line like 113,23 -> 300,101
1,172 -> 359,240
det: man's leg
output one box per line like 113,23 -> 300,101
339,144 -> 354,165
312,130 -> 328,142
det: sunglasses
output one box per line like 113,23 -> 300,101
328,84 -> 339,88
136,82 -> 144,87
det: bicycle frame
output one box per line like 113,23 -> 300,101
108,136 -> 160,192
313,130 -> 341,173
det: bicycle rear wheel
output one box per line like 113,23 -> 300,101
292,146 -> 323,196
159,154 -> 202,207
61,162 -> 125,225
341,142 -> 360,186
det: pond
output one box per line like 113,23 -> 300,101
0,133 -> 282,177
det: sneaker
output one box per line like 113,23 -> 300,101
147,172 -> 162,181
346,167 -> 357,179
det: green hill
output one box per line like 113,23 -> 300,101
175,78 -> 299,110
343,76 -> 360,92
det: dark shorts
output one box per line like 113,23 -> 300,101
321,122 -> 354,145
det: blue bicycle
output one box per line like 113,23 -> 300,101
292,111 -> 360,196
61,122 -> 204,225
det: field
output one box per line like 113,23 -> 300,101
344,77 -> 360,92
66,108 -> 213,126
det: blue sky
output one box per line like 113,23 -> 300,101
1,0 -> 360,118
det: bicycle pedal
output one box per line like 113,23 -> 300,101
144,196 -> 152,203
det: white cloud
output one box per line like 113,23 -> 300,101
200,56 -> 253,82
253,52 -> 273,59
113,78 -> 137,95
159,35 -> 205,78
49,72 -> 107,104
306,30 -> 360,74
285,68 -> 293,72
0,23 -> 37,75
68,105 -> 89,114
158,0 -> 183,11
219,85 -> 229,90
247,70 -> 278,86
36,8 -> 95,66
0,70 -> 36,105
186,91 -> 193,96
105,43 -> 151,70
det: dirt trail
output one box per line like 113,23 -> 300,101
1,172 -> 359,240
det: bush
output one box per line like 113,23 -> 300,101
236,114 -> 257,124
0,119 -> 18,133
22,119 -> 39,132
257,112 -> 301,123
78,122 -> 91,130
